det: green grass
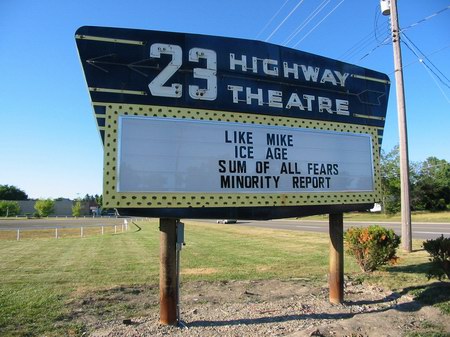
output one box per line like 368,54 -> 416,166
0,220 -> 448,336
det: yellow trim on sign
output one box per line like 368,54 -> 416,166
75,34 -> 145,45
96,102 -> 382,209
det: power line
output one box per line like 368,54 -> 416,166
343,5 -> 391,62
419,60 -> 450,104
398,43 -> 450,74
256,0 -> 291,39
374,4 -> 384,44
401,34 -> 450,90
359,35 -> 391,61
402,33 -> 450,85
401,35 -> 450,104
292,0 -> 345,48
265,0 -> 306,42
343,24 -> 390,61
401,5 -> 450,33
341,4 -> 449,63
282,0 -> 330,46
338,22 -> 389,61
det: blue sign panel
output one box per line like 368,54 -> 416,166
76,26 -> 390,128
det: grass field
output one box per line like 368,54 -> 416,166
0,220 -> 448,336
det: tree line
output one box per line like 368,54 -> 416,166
381,145 -> 450,214
0,187 -> 103,217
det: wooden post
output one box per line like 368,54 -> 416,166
159,218 -> 178,325
329,213 -> 344,304
384,0 -> 412,252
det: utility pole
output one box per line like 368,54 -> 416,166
381,0 -> 412,252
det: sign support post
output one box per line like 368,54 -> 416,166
329,213 -> 344,304
159,218 -> 178,325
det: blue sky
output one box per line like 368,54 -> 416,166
1,0 -> 449,199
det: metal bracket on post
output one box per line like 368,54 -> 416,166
176,221 -> 186,328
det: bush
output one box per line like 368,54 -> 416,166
0,200 -> 21,217
423,235 -> 450,280
34,199 -> 55,217
72,200 -> 82,217
344,225 -> 401,272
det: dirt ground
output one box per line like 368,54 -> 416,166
69,279 -> 450,337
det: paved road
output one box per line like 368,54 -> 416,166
194,219 -> 450,240
2,217 -> 449,240
220,219 -> 450,240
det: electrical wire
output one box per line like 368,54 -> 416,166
341,23 -> 390,61
401,35 -> 450,90
256,0 -> 292,39
282,0 -> 330,46
402,33 -> 450,86
398,44 -> 450,74
418,60 -> 450,104
342,4 -> 449,63
264,0 -> 306,42
374,4 -> 383,44
359,36 -> 391,61
292,0 -> 345,48
340,4 -> 390,61
401,36 -> 450,104
401,5 -> 450,33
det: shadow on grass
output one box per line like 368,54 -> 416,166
399,282 -> 450,314
385,261 -> 450,313
386,261 -> 436,275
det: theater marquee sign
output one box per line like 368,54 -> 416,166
76,26 -> 390,219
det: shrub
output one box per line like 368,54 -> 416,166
34,199 -> 55,217
0,200 -> 21,217
72,200 -> 82,217
423,235 -> 450,280
344,225 -> 401,272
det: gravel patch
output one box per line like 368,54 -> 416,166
73,279 -> 449,337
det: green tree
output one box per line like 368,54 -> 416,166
82,194 -> 96,202
413,157 -> 450,211
0,201 -> 20,217
72,200 -> 82,217
34,199 -> 55,217
0,185 -> 28,200
95,194 -> 103,208
380,146 -> 401,214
